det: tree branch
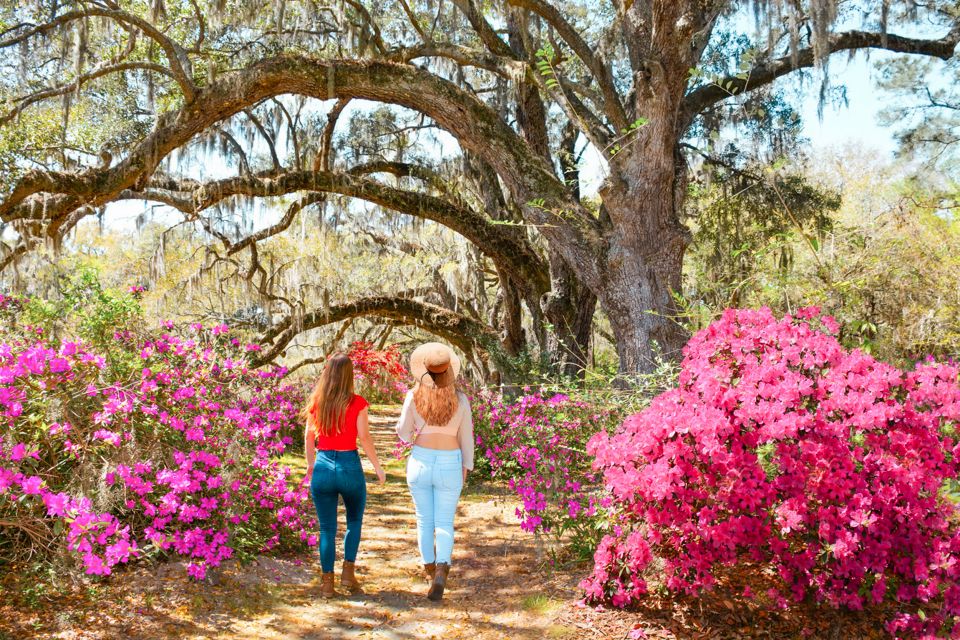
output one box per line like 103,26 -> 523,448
450,0 -> 515,58
0,57 -> 601,289
343,0 -> 387,55
682,26 -> 960,122
348,160 -> 452,195
282,356 -> 327,377
251,295 -> 513,377
210,193 -> 323,256
0,8 -> 196,102
507,0 -> 626,129
119,170 -> 550,294
392,43 -> 523,78
243,108 -> 282,173
398,0 -> 430,44
315,97 -> 350,172
0,62 -> 176,127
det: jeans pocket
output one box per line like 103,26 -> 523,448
311,461 -> 334,493
407,457 -> 427,487
436,463 -> 463,492
345,463 -> 367,490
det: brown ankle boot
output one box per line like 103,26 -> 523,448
341,561 -> 361,592
427,562 -> 450,601
320,572 -> 335,598
424,563 -> 436,583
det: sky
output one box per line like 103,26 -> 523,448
797,54 -> 897,154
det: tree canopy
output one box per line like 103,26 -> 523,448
1,0 -> 958,380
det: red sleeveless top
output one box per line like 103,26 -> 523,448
314,394 -> 368,451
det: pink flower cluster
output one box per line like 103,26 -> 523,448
474,390 -> 615,555
582,308 -> 960,637
0,319 -> 314,580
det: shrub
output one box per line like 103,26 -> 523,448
0,294 -> 313,581
582,307 -> 960,636
347,341 -> 409,404
472,389 -> 622,560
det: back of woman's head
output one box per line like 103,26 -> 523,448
301,354 -> 355,435
409,341 -> 461,424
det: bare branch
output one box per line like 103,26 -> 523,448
283,356 -> 326,376
243,108 -> 282,173
212,126 -> 252,176
343,0 -> 387,55
392,43 -> 522,77
272,98 -> 303,171
450,0 -> 515,57
348,160 -> 453,195
118,170 -> 549,293
1,62 -> 176,128
398,0 -> 430,44
0,8 -> 197,101
252,296 -> 512,376
188,0 -> 206,52
683,26 -> 960,122
315,98 -> 350,172
508,0 -> 627,129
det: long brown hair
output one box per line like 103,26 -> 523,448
301,354 -> 355,435
413,383 -> 460,425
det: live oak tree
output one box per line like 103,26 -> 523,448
1,0 -> 958,377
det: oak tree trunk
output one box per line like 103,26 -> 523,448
595,10 -> 695,377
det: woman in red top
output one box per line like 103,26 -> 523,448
302,354 -> 386,598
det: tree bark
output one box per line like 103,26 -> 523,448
508,8 -> 595,378
592,0 -> 701,377
541,252 -> 597,378
494,269 -> 526,358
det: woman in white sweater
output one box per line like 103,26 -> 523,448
396,342 -> 474,601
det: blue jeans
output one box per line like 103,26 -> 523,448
310,450 -> 367,573
406,445 -> 463,565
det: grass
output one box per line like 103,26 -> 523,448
280,452 -> 309,490
521,593 -> 563,615
545,624 -> 577,638
369,403 -> 402,414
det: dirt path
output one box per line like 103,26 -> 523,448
5,408 -> 582,640
214,409 -> 581,640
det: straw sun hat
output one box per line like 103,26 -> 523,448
410,342 -> 461,389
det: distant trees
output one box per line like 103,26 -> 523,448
683,146 -> 960,363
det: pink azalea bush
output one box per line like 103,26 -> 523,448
473,389 -> 620,559
582,307 -> 960,637
0,293 -> 314,581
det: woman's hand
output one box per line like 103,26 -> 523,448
375,466 -> 386,485
462,467 -> 469,483
303,467 -> 313,487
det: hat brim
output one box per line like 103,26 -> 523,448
410,342 -> 461,388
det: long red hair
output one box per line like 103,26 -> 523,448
413,383 -> 460,425
301,354 -> 355,435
